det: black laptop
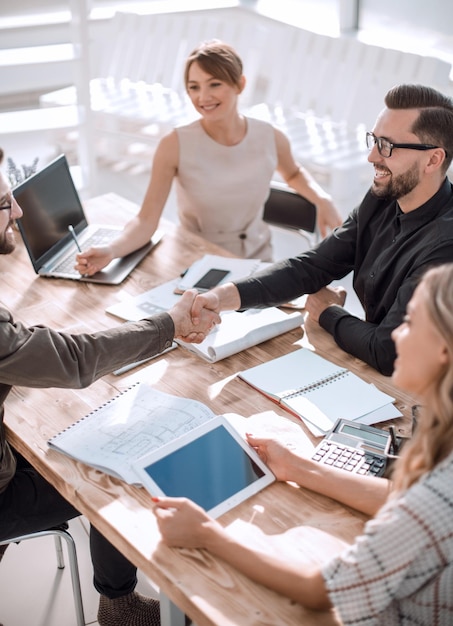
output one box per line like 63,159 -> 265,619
13,154 -> 163,284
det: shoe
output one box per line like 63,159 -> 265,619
97,591 -> 160,626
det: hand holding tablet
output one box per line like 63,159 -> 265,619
133,416 -> 275,518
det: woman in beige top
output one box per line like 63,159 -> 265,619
76,41 -> 342,272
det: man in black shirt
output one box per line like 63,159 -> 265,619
191,84 -> 453,375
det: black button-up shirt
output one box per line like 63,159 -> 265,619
236,178 -> 453,375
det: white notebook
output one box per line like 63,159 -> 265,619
239,349 -> 401,436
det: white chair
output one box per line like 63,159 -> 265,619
0,522 -> 85,626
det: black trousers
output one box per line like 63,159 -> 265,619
0,451 -> 138,599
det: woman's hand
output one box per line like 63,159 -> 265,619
153,496 -> 222,548
245,434 -> 295,482
75,246 -> 114,276
315,197 -> 343,238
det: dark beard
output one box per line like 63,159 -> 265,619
371,162 -> 420,201
0,222 -> 16,255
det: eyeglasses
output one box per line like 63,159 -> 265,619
0,191 -> 13,215
366,131 -> 440,158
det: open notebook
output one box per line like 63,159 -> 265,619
14,154 -> 163,284
239,348 -> 402,436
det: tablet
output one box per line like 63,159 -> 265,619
133,415 -> 275,518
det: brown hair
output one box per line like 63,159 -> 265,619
184,40 -> 243,90
385,84 -> 453,173
392,263 -> 453,493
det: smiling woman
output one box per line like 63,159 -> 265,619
72,38 -> 341,277
153,262 -> 453,625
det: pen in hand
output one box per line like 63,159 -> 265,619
68,225 -> 82,253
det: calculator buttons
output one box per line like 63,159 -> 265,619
311,440 -> 386,476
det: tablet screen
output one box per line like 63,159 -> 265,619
138,420 -> 272,517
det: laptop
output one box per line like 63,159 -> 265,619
13,154 -> 163,284
133,415 -> 275,518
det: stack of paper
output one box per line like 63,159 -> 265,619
106,278 -> 180,322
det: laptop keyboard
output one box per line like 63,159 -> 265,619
53,228 -> 118,275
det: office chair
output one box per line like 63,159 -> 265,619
263,181 -> 319,248
0,522 -> 85,626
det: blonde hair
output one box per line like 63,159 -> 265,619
184,40 -> 243,90
392,263 -> 453,492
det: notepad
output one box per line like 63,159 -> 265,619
238,349 -> 401,436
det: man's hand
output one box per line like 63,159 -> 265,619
191,283 -> 241,325
168,290 -> 220,343
305,285 -> 346,322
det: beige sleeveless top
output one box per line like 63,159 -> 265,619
175,117 -> 277,260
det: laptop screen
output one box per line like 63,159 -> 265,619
14,155 -> 88,272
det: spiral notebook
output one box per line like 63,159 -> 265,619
238,349 -> 400,436
47,383 -> 217,484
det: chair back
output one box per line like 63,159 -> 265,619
263,182 -> 317,234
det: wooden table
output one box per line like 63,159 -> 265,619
2,193 -> 415,626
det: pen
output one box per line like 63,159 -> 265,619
113,356 -> 156,376
68,225 -> 82,253
113,343 -> 177,375
388,425 -> 399,455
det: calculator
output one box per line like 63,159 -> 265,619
311,419 -> 393,477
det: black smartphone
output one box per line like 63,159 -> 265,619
192,268 -> 230,291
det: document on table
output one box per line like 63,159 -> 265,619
239,348 -> 402,436
177,308 -> 304,362
48,383 -> 217,484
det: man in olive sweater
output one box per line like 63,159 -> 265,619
0,167 -> 218,626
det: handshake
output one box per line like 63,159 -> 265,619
168,289 -> 220,344
167,281 -> 345,344
167,284 -> 240,344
